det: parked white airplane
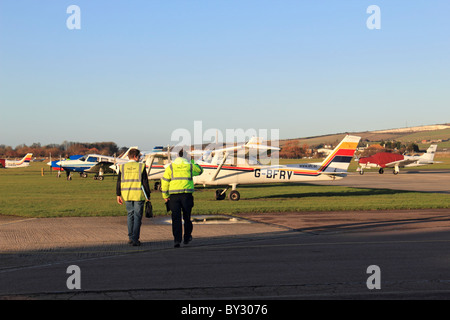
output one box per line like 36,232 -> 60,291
194,135 -> 361,200
48,147 -> 137,180
0,153 -> 33,168
145,138 -> 279,192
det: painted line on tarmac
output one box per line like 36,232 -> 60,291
0,218 -> 37,226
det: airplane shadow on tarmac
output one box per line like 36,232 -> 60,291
289,214 -> 450,234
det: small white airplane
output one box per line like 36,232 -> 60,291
145,138 -> 280,192
0,153 -> 33,168
48,147 -> 138,180
193,135 -> 361,200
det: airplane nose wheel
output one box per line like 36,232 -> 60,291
229,190 -> 240,201
215,189 -> 226,200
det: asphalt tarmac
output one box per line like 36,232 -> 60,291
313,169 -> 450,194
0,170 -> 449,302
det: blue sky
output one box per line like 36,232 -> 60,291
1,0 -> 449,150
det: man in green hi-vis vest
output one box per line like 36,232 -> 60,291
116,148 -> 151,246
161,149 -> 203,248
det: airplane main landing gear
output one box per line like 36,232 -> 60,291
94,168 -> 104,180
214,186 -> 241,201
378,168 -> 384,174
393,165 -> 400,175
228,190 -> 240,201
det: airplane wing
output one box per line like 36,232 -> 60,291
384,159 -> 417,168
145,151 -> 177,160
209,137 -> 280,156
244,136 -> 280,150
85,161 -> 116,174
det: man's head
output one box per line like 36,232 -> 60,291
128,148 -> 141,160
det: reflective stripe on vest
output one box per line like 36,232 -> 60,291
164,161 -> 194,195
120,162 -> 146,201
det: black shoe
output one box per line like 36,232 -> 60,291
183,236 -> 192,245
132,240 -> 141,246
174,242 -> 181,248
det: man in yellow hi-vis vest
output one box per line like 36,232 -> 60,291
161,149 -> 203,247
116,148 -> 151,246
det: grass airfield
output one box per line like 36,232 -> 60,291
1,160 -> 449,218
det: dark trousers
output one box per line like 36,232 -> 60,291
169,193 -> 194,243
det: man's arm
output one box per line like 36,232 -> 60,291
116,171 -> 123,204
192,162 -> 203,176
161,167 -> 171,200
141,168 -> 151,200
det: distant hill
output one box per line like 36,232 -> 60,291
278,123 -> 450,150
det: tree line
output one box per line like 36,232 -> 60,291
359,141 -> 420,157
0,142 -> 127,158
279,141 -> 312,159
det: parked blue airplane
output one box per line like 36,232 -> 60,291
47,147 -> 137,180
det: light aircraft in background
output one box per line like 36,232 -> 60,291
357,144 -> 439,175
48,155 -> 83,171
109,146 -> 178,189
192,135 -> 361,201
143,146 -> 178,184
0,153 -> 33,168
47,147 -> 137,180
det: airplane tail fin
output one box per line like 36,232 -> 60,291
119,146 -> 139,159
18,153 -> 33,165
420,145 -> 437,162
319,135 -> 361,173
